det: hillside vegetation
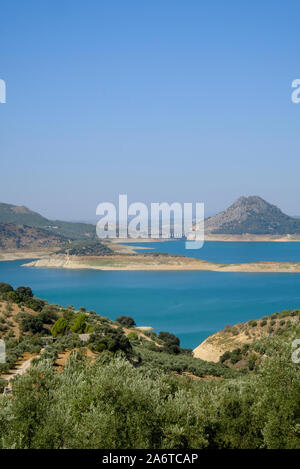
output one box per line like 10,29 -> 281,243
0,202 -> 96,240
0,223 -> 67,251
0,282 -> 299,449
194,309 -> 300,363
56,240 -> 114,256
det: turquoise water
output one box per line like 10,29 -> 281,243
129,240 -> 300,263
1,241 -> 300,349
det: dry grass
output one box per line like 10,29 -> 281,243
0,300 -> 39,339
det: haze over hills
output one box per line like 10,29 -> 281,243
1,196 -> 300,249
204,196 -> 300,235
0,202 -> 96,240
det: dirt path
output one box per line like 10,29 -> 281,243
2,350 -> 43,389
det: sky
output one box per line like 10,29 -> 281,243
1,0 -> 300,221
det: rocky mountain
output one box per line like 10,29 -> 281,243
204,196 -> 300,235
0,223 -> 67,250
0,202 -> 96,240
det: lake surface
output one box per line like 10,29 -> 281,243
1,241 -> 300,349
129,240 -> 300,263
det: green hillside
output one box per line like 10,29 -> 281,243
0,283 -> 299,449
0,202 -> 96,240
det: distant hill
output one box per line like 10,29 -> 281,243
0,202 -> 96,240
0,223 -> 67,250
205,196 -> 300,235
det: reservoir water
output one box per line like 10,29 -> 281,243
1,241 -> 300,349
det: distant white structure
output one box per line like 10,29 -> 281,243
78,333 -> 91,342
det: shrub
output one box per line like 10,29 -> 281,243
0,283 -> 13,294
220,351 -> 231,363
249,320 -> 257,327
62,309 -> 75,322
16,286 -> 33,298
116,316 -> 136,328
241,344 -> 250,354
15,312 -> 27,321
89,326 -> 132,356
4,291 -> 21,303
127,331 -> 139,341
0,377 -> 7,393
158,332 -> 180,346
21,316 -> 44,334
24,298 -> 45,312
71,313 -> 88,334
41,305 -> 59,320
52,318 -> 69,337
157,332 -> 181,353
38,311 -> 54,325
230,348 -> 242,364
247,354 -> 257,371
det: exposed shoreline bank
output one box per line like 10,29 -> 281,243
0,250 -> 55,262
114,234 -> 300,243
2,233 -> 300,262
22,254 -> 300,273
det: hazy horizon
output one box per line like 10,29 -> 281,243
2,1 -> 300,220
1,193 -> 300,224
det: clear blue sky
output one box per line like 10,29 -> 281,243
1,0 -> 300,220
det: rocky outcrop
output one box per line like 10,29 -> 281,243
202,196 -> 300,235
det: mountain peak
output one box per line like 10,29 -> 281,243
228,195 -> 283,215
234,195 -> 264,203
205,196 -> 300,235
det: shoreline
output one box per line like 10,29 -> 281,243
203,233 -> 300,242
22,254 -> 300,273
2,234 -> 300,262
114,234 -> 300,243
0,250 -> 54,262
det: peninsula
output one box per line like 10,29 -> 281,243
23,253 -> 300,273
